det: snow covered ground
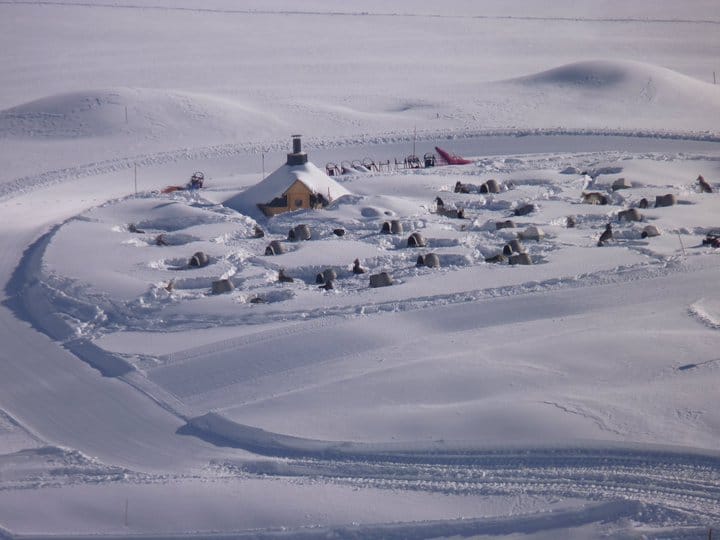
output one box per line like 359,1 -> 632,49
1,1 -> 720,538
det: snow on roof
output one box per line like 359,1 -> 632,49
224,161 -> 351,217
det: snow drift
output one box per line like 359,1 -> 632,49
499,59 -> 720,130
0,88 -> 286,141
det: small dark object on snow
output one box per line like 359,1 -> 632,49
319,280 -> 334,290
382,220 -> 406,234
612,178 -> 632,191
641,225 -> 661,239
698,175 -> 713,193
503,239 -> 524,256
518,226 -> 544,242
437,207 -> 464,219
480,179 -> 500,194
435,196 -> 444,209
566,216 -> 576,228
326,162 -> 340,176
369,272 -> 393,288
315,273 -> 325,284
454,181 -> 470,194
618,208 -> 642,222
189,251 -> 209,268
249,296 -> 266,304
496,220 -> 515,230
638,198 -> 649,209
514,204 -> 535,216
655,193 -> 677,208
253,225 -> 265,238
702,230 -> 720,247
128,223 -> 145,234
597,223 -> 613,246
485,253 -> 507,264
333,228 -> 346,237
278,269 -> 294,283
352,258 -> 366,274
678,363 -> 697,371
323,268 -> 337,282
582,192 -> 609,205
288,224 -> 311,241
421,253 -> 440,268
189,171 -> 204,189
265,240 -> 285,256
509,253 -> 532,265
211,279 -> 234,295
155,234 -> 168,246
407,232 -> 427,248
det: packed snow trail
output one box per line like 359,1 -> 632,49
221,447 -> 720,524
0,174 -> 244,472
2,130 -> 720,203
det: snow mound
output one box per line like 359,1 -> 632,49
508,59 -> 720,103
0,88 -> 286,141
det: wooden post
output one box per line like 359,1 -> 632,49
677,232 -> 686,257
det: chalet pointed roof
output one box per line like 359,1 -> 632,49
224,160 -> 351,217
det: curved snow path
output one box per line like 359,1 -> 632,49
0,501 -> 690,540
2,128 -> 719,203
0,164 -> 244,472
189,415 -> 720,527
226,447 -> 720,524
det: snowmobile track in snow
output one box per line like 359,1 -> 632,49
219,446 -> 720,526
2,128 -> 719,203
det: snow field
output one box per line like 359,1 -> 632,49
2,1 -> 720,537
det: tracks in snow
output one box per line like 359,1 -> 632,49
3,2 -> 720,26
218,446 -> 720,526
2,128 -> 719,203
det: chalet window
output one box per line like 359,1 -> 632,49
294,199 -> 303,207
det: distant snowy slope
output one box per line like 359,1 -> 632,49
510,59 -> 720,102
0,88 -> 286,142
495,60 -> 720,130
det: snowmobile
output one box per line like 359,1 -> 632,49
161,171 -> 205,194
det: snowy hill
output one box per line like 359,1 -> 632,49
0,88 -> 286,142
497,59 -> 720,131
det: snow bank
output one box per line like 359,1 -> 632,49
0,88 -> 286,141
512,59 -> 719,99
499,59 -> 720,132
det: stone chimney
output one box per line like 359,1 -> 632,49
286,134 -> 308,166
